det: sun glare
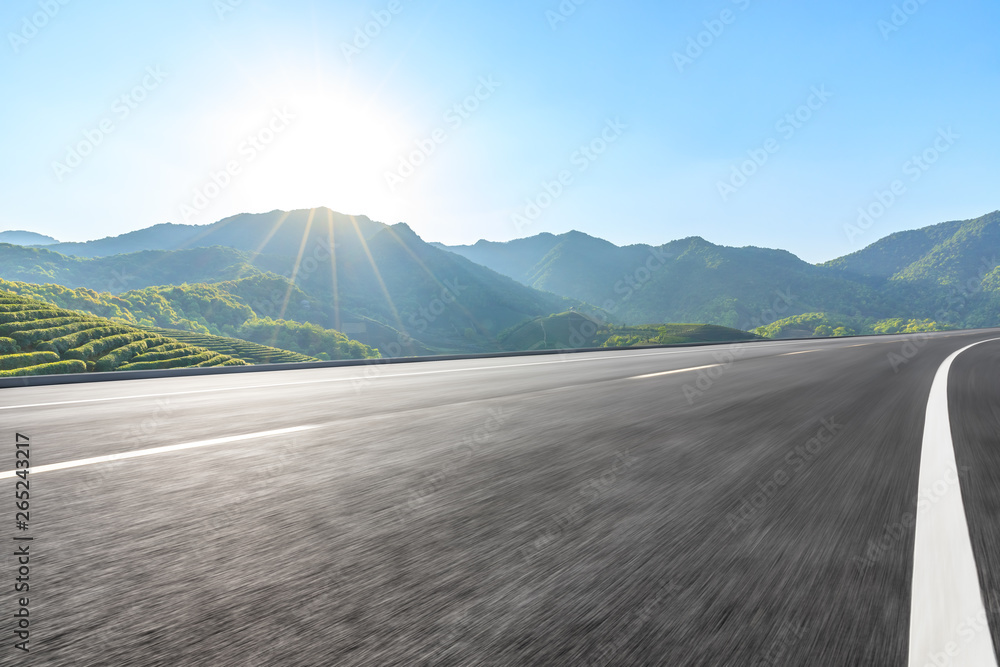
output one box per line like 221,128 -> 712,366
189,78 -> 407,224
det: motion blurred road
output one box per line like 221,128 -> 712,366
3,331 -> 1000,665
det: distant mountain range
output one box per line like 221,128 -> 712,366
822,211 -> 1000,285
0,208 -> 577,355
0,230 -> 59,246
437,210 -> 1000,330
36,209 -> 386,259
1,207 -> 997,354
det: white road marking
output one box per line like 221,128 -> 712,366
0,350 -> 702,410
630,364 -> 721,379
0,425 -> 318,479
0,340 -> 815,411
779,350 -> 818,356
908,338 -> 1000,667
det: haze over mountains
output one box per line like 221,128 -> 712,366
438,210 -> 1000,331
0,230 -> 58,246
1,207 -> 998,355
0,209 -> 577,355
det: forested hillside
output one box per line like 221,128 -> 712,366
4,207 -> 999,360
497,312 -> 760,350
0,279 -> 380,360
441,210 -> 1000,333
0,210 -> 578,355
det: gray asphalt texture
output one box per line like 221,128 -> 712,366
3,330 -> 1000,666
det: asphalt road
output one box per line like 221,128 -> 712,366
2,330 -> 1000,666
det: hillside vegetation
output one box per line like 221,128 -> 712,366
0,291 -> 248,376
0,278 -> 254,335
751,313 -> 955,339
824,211 -> 1000,285
139,327 -> 319,364
5,207 -> 999,356
0,278 -> 379,360
236,318 -> 380,360
0,244 -> 260,290
0,210 -> 579,356
498,312 -> 761,351
441,210 -> 1000,332
444,232 -> 891,328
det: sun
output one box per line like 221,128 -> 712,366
198,76 -> 408,220
270,86 -> 404,199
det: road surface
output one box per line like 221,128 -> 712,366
2,331 -> 1000,665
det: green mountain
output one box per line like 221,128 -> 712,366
9,207 -> 999,355
439,211 -> 1000,331
441,232 -> 886,329
821,210 -> 1000,329
0,211 -> 580,355
0,244 -> 259,289
431,232 -> 567,283
43,208 -> 385,258
823,210 -> 1000,286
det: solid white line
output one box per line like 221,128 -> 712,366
908,338 -> 1000,667
0,341 -> 813,411
0,425 -> 318,479
631,364 -> 721,379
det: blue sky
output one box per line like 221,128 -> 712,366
2,0 -> 997,262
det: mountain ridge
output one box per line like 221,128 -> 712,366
42,208 -> 387,259
4,207 -> 999,348
0,213 -> 579,356
0,230 -> 59,246
436,209 -> 1000,329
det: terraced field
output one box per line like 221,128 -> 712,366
140,327 -> 318,364
0,291 -> 248,376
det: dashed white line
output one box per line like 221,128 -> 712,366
0,350 -> 702,410
908,338 -> 1000,667
630,364 -> 722,379
0,425 -> 318,479
0,341 -> 815,411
